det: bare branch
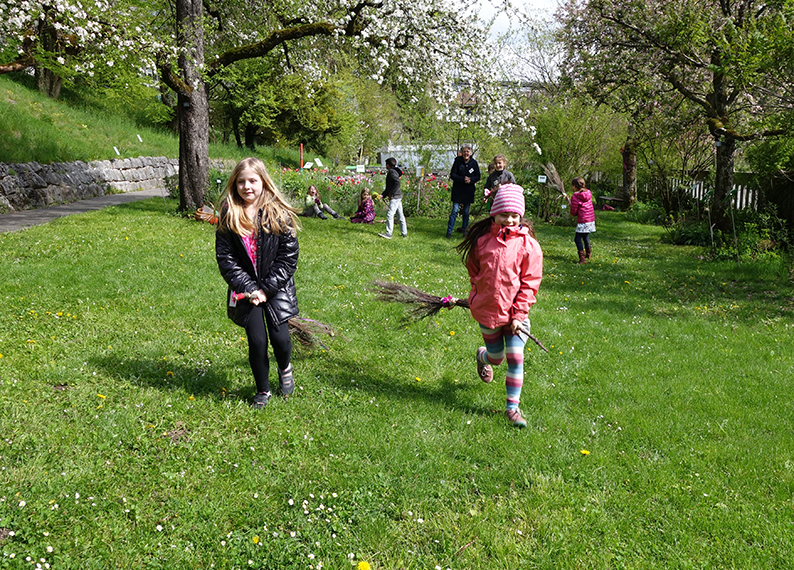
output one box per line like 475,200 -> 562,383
209,21 -> 336,74
0,54 -> 35,74
158,59 -> 192,96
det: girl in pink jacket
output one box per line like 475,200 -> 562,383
456,183 -> 543,428
569,176 -> 596,263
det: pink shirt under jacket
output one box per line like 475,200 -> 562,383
570,189 -> 595,224
466,223 -> 543,329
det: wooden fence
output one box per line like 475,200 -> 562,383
658,178 -> 759,211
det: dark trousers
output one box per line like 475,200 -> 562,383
575,232 -> 591,252
244,305 -> 292,393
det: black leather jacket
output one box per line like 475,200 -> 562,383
215,210 -> 299,327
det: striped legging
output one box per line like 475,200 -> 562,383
479,321 -> 529,410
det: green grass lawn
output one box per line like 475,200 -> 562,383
0,75 -> 306,166
0,203 -> 792,569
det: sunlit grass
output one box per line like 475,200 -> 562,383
0,74 -> 309,166
0,204 -> 792,568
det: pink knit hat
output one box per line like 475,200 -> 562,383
489,183 -> 525,217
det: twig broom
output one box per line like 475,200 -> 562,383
371,280 -> 548,352
232,292 -> 341,349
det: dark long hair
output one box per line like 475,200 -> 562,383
455,215 -> 536,266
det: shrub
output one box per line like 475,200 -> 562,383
626,200 -> 666,225
275,168 -> 331,201
206,168 -> 228,205
165,173 -> 179,199
712,207 -> 791,262
661,214 -> 712,246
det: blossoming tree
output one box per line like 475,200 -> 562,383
557,0 -> 794,229
2,0 -> 532,212
0,0 -> 162,99
157,0 -> 531,211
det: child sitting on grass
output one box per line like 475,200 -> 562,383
302,185 -> 341,219
350,187 -> 375,224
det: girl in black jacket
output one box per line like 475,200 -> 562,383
216,157 -> 302,409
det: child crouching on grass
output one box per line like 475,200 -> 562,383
456,183 -> 543,428
215,157 -> 302,409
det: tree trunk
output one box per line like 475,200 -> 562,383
231,114 -> 243,148
35,16 -> 63,99
620,138 -> 637,206
176,0 -> 209,213
36,67 -> 63,99
712,138 -> 735,232
244,123 -> 257,150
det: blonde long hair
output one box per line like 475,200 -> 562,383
217,157 -> 302,236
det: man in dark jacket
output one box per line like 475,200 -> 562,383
378,157 -> 408,239
447,144 -> 480,238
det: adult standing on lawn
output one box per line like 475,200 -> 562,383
378,157 -> 408,239
447,143 -> 481,238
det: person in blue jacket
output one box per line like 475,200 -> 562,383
447,143 -> 481,238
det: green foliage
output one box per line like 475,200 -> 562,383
746,136 -> 794,176
511,95 -> 625,184
662,216 -> 713,247
274,169 -> 332,202
402,175 -> 453,219
712,207 -> 792,262
211,62 -> 363,159
206,168 -> 228,206
1,204 -> 793,568
661,205 -> 791,263
625,200 -> 666,225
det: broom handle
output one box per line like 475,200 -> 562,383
518,323 -> 549,353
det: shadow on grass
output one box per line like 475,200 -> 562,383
90,354 -> 245,400
301,348 -> 497,418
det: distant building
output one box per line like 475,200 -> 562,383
377,142 -> 460,172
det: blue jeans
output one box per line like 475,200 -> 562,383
575,232 -> 591,251
385,198 -> 407,237
447,202 -> 470,235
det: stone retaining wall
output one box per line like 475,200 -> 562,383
0,156 -> 179,213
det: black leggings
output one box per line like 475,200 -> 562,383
244,305 -> 292,393
575,232 -> 591,252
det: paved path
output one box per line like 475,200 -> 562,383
0,187 -> 168,233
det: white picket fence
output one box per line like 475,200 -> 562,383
664,178 -> 759,210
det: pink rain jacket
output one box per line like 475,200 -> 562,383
466,223 -> 543,329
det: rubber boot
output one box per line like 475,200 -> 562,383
578,249 -> 587,264
319,212 -> 328,220
585,247 -> 592,261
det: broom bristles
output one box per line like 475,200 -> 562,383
371,280 -> 549,353
372,280 -> 469,319
288,317 -> 342,350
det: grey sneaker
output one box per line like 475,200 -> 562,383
251,391 -> 271,409
378,233 -> 392,239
